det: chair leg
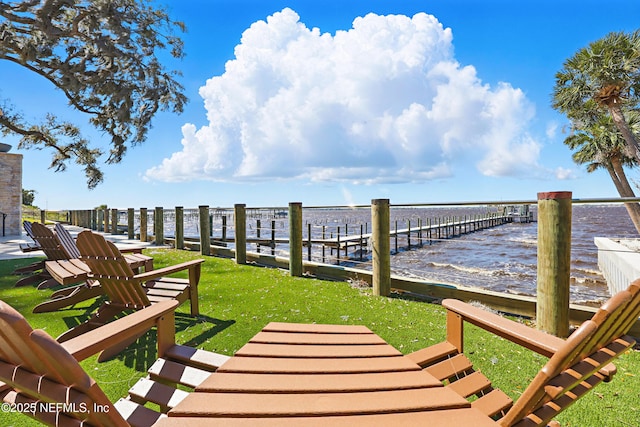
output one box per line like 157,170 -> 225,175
97,331 -> 148,362
56,304 -> 124,342
32,285 -> 103,313
51,283 -> 86,298
37,278 -> 58,289
15,273 -> 48,287
188,266 -> 200,317
13,260 -> 44,275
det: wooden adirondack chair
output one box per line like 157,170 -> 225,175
14,222 -> 69,288
407,280 -> 640,426
32,224 -> 153,313
56,230 -> 203,359
0,299 -> 230,427
17,220 -> 42,252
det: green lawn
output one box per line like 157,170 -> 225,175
1,249 -> 638,426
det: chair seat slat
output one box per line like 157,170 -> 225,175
148,358 -> 213,389
165,344 -> 231,371
128,377 -> 190,409
424,353 -> 474,382
446,370 -> 493,398
470,388 -> 513,418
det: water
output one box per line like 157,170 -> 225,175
141,204 -> 639,305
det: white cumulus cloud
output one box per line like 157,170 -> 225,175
555,167 -> 576,180
145,8 -> 541,184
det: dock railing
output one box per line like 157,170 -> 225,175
65,193 -> 640,338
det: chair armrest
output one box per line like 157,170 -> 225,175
118,246 -> 145,254
443,299 -> 565,358
133,259 -> 204,282
62,300 -> 179,362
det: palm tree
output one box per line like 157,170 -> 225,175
565,113 -> 640,232
553,30 -> 640,163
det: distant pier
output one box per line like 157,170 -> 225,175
320,208 -> 531,263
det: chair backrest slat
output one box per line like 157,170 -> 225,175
501,280 -> 640,426
583,284 -> 640,367
54,223 -> 81,259
31,222 -> 71,260
23,220 -> 35,240
0,301 -> 126,426
0,301 -> 58,378
76,231 -> 150,308
617,282 -> 640,339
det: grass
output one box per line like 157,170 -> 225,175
1,249 -> 639,426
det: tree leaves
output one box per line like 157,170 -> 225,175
552,30 -> 640,165
0,0 -> 187,188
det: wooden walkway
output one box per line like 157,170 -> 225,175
193,213 -> 521,261
327,213 -> 512,247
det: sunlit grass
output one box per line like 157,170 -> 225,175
1,250 -> 638,426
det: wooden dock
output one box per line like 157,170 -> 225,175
319,212 -> 518,262
161,210 -> 528,265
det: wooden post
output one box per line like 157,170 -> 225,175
307,223 -> 312,261
222,215 -> 227,242
198,205 -> 210,255
103,207 -> 109,233
537,191 -> 572,338
154,207 -> 164,246
175,206 -> 184,250
372,199 -> 391,296
140,208 -> 148,242
127,208 -> 135,239
271,220 -> 276,256
91,209 -> 97,230
336,226 -> 341,265
235,204 -> 247,264
289,202 -> 303,277
322,225 -> 326,262
111,208 -> 118,235
257,219 -> 262,253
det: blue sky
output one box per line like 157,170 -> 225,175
3,0 -> 640,210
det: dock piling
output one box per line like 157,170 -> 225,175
235,204 -> 247,264
289,202 -> 303,276
536,191 -> 572,338
372,199 -> 391,297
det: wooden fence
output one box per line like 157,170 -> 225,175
62,192 -> 640,338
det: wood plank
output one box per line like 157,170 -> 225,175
0,303 -> 52,375
471,389 -> 513,417
159,408 -> 500,426
165,344 -> 231,371
235,342 -> 401,358
249,331 -> 386,345
262,322 -> 373,334
447,371 -> 492,398
424,354 -> 474,382
407,341 -> 459,367
45,260 -> 90,285
145,288 -> 184,298
0,361 -> 89,404
196,370 -> 442,393
168,387 -> 471,418
443,299 -> 565,358
114,398 -> 166,427
148,358 -> 212,389
217,356 -> 421,374
61,300 -> 179,362
128,377 -> 190,408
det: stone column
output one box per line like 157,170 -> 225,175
0,149 -> 23,236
